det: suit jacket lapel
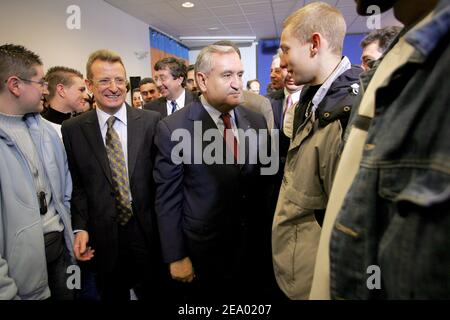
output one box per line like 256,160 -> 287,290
188,101 -> 222,165
126,105 -> 143,180
81,110 -> 113,186
188,100 -> 218,132
234,106 -> 252,169
185,90 -> 194,107
156,99 -> 167,117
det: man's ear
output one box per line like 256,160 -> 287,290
56,83 -> 65,98
196,72 -> 207,92
6,76 -> 22,97
310,32 -> 321,57
85,79 -> 93,94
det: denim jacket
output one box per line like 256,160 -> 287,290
330,0 -> 450,299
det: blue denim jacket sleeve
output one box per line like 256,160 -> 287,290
330,0 -> 450,299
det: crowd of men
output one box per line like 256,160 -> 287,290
0,0 -> 448,301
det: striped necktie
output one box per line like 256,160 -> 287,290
170,100 -> 178,114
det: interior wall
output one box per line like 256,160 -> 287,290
0,0 -> 151,81
257,34 -> 366,96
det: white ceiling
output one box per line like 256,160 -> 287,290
104,0 -> 402,48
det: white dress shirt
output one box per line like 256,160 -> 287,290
283,88 -> 302,138
166,89 -> 186,116
96,103 -> 129,172
201,95 -> 239,143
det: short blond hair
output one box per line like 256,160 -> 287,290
86,49 -> 126,80
284,2 -> 346,56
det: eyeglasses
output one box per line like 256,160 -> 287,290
92,78 -> 127,88
17,77 -> 48,88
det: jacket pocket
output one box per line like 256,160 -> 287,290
8,220 -> 48,298
377,166 -> 450,298
378,166 -> 450,208
183,216 -> 217,241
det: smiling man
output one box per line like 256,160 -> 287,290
144,57 -> 195,117
61,49 -> 165,300
0,44 -> 75,300
154,44 -> 274,301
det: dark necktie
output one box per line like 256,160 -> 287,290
170,100 -> 178,114
105,116 -> 133,226
220,113 -> 239,163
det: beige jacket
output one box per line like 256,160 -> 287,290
271,65 -> 361,299
241,91 -> 274,131
272,116 -> 343,299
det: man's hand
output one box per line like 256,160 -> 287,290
73,231 -> 95,261
169,257 -> 195,283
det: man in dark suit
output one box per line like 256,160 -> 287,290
61,49 -> 163,300
143,57 -> 195,117
154,44 -> 275,301
268,52 -> 303,213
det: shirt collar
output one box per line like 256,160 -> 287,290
171,89 -> 185,107
200,95 -> 236,125
96,103 -> 127,128
284,88 -> 302,103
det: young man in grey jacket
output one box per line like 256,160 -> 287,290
0,44 -> 75,300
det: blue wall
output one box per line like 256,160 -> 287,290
257,34 -> 365,96
343,34 -> 366,66
257,39 -> 280,96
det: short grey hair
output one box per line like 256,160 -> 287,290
194,45 -> 237,76
273,48 -> 282,61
